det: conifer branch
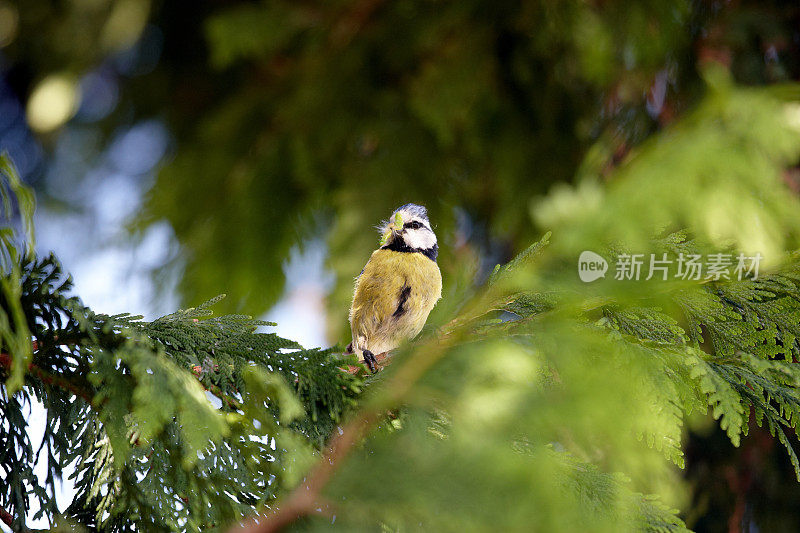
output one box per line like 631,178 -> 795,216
0,351 -> 95,405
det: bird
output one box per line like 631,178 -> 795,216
347,203 -> 442,372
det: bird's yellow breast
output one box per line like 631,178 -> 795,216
349,249 -> 442,356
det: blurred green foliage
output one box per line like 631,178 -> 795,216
7,0 -> 694,324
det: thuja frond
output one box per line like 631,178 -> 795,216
1,255 -> 362,531
601,306 -> 689,346
594,253 -> 800,478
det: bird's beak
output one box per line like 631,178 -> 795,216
379,213 -> 404,245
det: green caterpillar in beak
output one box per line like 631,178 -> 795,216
379,212 -> 404,246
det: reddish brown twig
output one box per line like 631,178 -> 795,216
0,350 -> 95,405
28,365 -> 94,404
0,504 -> 14,528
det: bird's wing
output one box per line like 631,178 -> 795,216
349,250 -> 412,352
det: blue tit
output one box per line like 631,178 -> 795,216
347,203 -> 442,372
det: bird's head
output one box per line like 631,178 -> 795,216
378,204 -> 437,255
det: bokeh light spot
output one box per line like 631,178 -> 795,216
26,74 -> 80,133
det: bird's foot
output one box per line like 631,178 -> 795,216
363,350 -> 378,373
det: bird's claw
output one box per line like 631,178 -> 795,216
363,350 -> 378,373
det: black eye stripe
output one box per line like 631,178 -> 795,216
403,221 -> 424,230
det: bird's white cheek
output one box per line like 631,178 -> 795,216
404,230 -> 437,249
